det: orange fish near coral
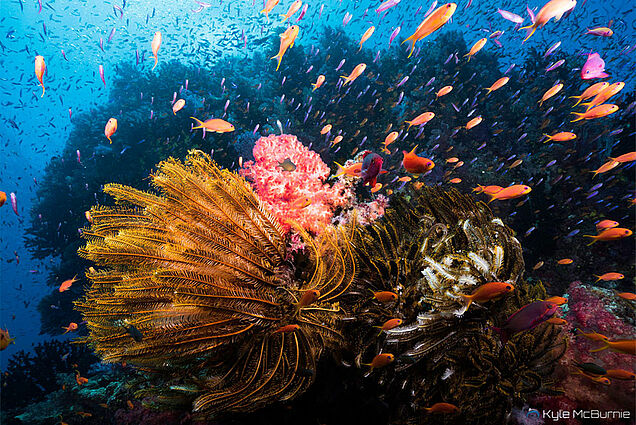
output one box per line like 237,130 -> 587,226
596,219 -> 619,230
464,38 -> 487,61
59,275 -> 79,292
373,291 -> 398,303
594,272 -> 624,281
401,3 -> 457,58
569,82 -> 609,106
458,282 -> 514,309
151,31 -> 162,71
487,184 -> 532,203
260,0 -> 280,22
334,161 -> 363,178
280,0 -> 302,22
519,0 -> 577,42
273,324 -> 300,333
577,330 -> 608,341
312,75 -> 325,91
62,322 -> 78,334
298,289 -> 320,308
423,402 -> 460,414
590,160 -> 620,177
383,131 -> 399,153
104,118 -> 117,143
0,328 -> 15,351
172,99 -> 185,115
402,146 -> 435,174
539,83 -> 563,106
341,63 -> 367,85
571,104 -> 619,122
272,25 -> 299,71
472,185 -> 503,195
358,26 -> 375,51
320,124 -> 332,135
616,292 -> 636,301
364,353 -> 395,370
605,369 -> 636,380
546,317 -> 567,325
377,318 -> 403,334
543,132 -> 576,142
465,116 -> 482,130
545,296 -> 567,305
436,85 -> 453,98
35,55 -> 46,97
581,82 -> 625,109
583,227 -> 632,245
75,371 -> 88,385
484,77 -> 509,94
190,117 -> 235,133
405,112 -> 435,129
590,339 -> 636,355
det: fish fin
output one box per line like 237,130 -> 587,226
542,133 -> 551,143
339,75 -> 350,84
401,34 -> 417,58
190,117 -> 205,129
152,56 -> 157,71
106,136 -> 112,144
583,235 -> 598,245
483,88 -> 492,95
589,341 -> 609,353
579,101 -> 591,108
271,54 -> 282,71
404,120 -> 413,130
570,112 -> 584,122
487,194 -> 497,204
279,14 -> 288,21
334,162 -> 346,177
459,294 -> 473,309
408,145 -> 419,155
520,24 -> 537,43
41,84 -> 45,98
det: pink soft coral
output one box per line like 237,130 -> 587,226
240,134 -> 350,234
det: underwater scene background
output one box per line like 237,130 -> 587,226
0,0 -> 635,424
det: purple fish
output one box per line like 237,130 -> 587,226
10,192 -> 18,215
389,27 -> 400,47
396,76 -> 409,87
545,59 -> 565,72
526,5 -> 536,24
376,0 -> 401,14
99,65 -> 105,87
361,152 -> 384,187
108,28 -> 116,42
581,52 -> 609,79
543,41 -> 561,58
342,12 -> 352,26
296,3 -> 308,21
335,59 -> 345,71
497,8 -> 524,24
492,301 -> 558,343
423,1 -> 437,17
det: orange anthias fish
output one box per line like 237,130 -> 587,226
605,369 -> 636,380
190,117 -> 235,133
35,55 -> 46,97
104,118 -> 118,143
546,317 -> 567,325
519,0 -> 577,42
358,26 -> 376,51
596,219 -> 619,230
423,402 -> 460,414
260,0 -> 280,22
377,318 -> 403,334
472,185 -> 503,195
617,292 -> 636,301
151,31 -> 162,71
590,160 -> 620,177
484,77 -> 509,94
0,328 -> 16,351
320,124 -> 332,134
280,0 -> 302,22
577,330 -> 609,341
464,38 -> 487,61
436,85 -> 453,98
402,146 -> 435,174
273,324 -> 300,333
75,371 -> 89,385
539,83 -> 563,106
557,258 -> 573,265
383,131 -> 399,153
405,112 -> 435,129
341,63 -> 367,85
583,227 -> 632,245
363,353 -> 395,370
172,99 -> 185,115
312,75 -> 325,91
487,184 -> 532,203
59,275 -> 79,292
609,152 -> 636,163
297,289 -> 320,308
373,291 -> 398,303
458,282 -> 514,309
465,116 -> 483,129
543,132 -> 576,142
580,82 -> 625,109
271,25 -> 299,71
545,296 -> 567,305
62,322 -> 78,334
571,104 -> 619,122
402,3 -> 457,58
290,196 -> 312,209
594,272 -> 624,281
590,339 -> 636,355
0,191 -> 6,207
569,82 -> 609,106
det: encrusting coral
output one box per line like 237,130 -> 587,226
74,146 -> 566,423
75,149 -> 356,413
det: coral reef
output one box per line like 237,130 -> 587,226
240,134 -> 351,234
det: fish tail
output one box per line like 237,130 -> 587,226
334,162 -> 346,177
589,340 -> 609,353
483,88 -> 492,95
471,185 -> 483,193
570,112 -> 584,122
152,56 -> 157,71
311,83 -> 317,91
459,294 -> 473,309
270,53 -> 282,71
404,120 -> 413,130
583,234 -> 598,245
593,275 -> 602,282
569,95 -> 582,106
279,14 -> 288,22
487,194 -> 497,204
520,24 -> 537,43
190,117 -> 205,129
542,133 -> 552,143
339,75 -> 350,84
106,135 -> 112,144
41,83 -> 45,97
579,101 -> 591,108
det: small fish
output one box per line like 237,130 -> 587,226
583,227 -> 632,245
590,339 -> 636,355
190,117 -> 235,133
59,275 -> 79,292
363,353 -> 395,370
278,158 -> 296,172
373,291 -> 398,303
458,282 -> 514,309
104,118 -> 118,143
581,52 -> 609,79
0,328 -> 16,351
594,272 -> 624,281
423,402 -> 460,414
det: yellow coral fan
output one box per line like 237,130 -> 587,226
75,150 -> 356,413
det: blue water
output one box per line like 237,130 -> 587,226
0,0 -> 634,422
